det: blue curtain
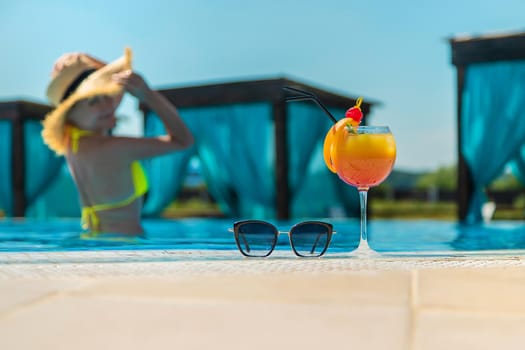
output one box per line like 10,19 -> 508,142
0,121 -> 12,216
178,103 -> 276,219
24,120 -> 64,208
142,111 -> 195,216
143,102 -> 360,219
25,164 -> 81,218
0,120 -> 64,217
287,103 -> 330,197
461,61 -> 525,222
24,118 -> 76,218
288,104 -> 359,218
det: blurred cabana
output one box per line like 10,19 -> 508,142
141,77 -> 377,219
450,31 -> 525,223
0,77 -> 377,220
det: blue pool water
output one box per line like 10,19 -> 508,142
1,218 -> 525,254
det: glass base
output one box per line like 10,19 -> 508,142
351,239 -> 380,258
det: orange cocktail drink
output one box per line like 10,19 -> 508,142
332,127 -> 396,189
324,123 -> 396,257
283,86 -> 397,257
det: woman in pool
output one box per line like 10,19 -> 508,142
42,48 -> 194,236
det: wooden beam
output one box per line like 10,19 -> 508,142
145,77 -> 376,113
19,101 -> 52,120
450,32 -> 525,65
0,101 -> 51,121
155,78 -> 284,108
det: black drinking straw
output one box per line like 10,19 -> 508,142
283,86 -> 338,124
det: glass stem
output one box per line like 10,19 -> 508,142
358,188 -> 369,244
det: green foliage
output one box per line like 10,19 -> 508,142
383,170 -> 424,190
513,194 -> 525,209
488,172 -> 525,190
410,164 -> 525,191
162,198 -> 222,218
371,199 -> 456,219
415,165 -> 457,190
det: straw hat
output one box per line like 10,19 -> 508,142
42,48 -> 132,155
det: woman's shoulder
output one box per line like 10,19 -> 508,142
78,134 -> 151,163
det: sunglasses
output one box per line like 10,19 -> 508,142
230,220 -> 334,258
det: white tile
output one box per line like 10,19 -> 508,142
74,271 -> 412,306
0,295 -> 409,350
413,309 -> 525,350
0,279 -> 93,316
417,268 -> 525,313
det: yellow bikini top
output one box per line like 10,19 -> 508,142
66,126 -> 149,233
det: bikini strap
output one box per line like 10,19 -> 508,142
65,125 -> 92,154
131,161 -> 149,196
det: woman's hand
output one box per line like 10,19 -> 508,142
51,52 -> 105,78
112,70 -> 152,103
107,69 -> 194,159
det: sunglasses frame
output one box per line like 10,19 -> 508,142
232,220 -> 334,258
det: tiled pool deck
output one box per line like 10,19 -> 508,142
1,250 -> 525,349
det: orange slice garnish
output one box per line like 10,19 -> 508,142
323,118 -> 349,173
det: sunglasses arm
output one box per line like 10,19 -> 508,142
309,230 -> 335,254
310,233 -> 323,254
229,228 -> 251,253
238,232 -> 251,253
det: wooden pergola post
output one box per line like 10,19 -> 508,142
454,66 -> 473,221
0,101 -> 51,217
272,96 -> 289,219
450,32 -> 525,221
12,111 -> 25,217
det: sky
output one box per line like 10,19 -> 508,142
1,0 -> 524,172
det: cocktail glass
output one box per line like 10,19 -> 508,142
332,125 -> 396,256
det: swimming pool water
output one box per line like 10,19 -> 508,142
1,218 -> 525,254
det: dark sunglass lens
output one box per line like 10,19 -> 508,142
236,222 -> 277,257
290,223 -> 330,257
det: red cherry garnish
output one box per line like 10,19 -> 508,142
345,107 -> 362,122
344,97 -> 364,123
